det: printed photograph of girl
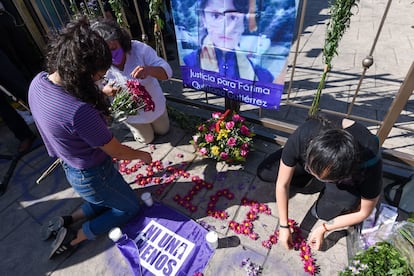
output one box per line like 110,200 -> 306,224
172,0 -> 297,85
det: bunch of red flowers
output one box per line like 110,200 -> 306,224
110,79 -> 154,122
125,79 -> 155,112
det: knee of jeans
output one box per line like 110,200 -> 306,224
124,205 -> 141,221
127,201 -> 141,215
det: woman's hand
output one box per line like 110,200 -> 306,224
101,137 -> 152,162
102,83 -> 120,97
131,65 -> 168,80
138,150 -> 152,164
131,66 -> 150,79
308,225 -> 326,250
279,227 -> 294,250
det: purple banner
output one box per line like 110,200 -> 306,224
118,203 -> 213,276
171,0 -> 297,109
182,67 -> 284,109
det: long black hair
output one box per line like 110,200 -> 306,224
45,16 -> 112,114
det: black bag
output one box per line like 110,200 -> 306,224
384,175 -> 414,213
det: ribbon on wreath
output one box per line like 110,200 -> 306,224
215,109 -> 231,133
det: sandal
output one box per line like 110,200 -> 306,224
40,216 -> 73,241
49,227 -> 77,259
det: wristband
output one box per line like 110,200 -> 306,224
322,223 -> 329,232
279,224 -> 290,229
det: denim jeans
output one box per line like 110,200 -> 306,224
62,157 -> 141,239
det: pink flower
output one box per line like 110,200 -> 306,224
205,133 -> 214,143
220,152 -> 228,160
240,125 -> 250,136
229,221 -> 237,229
262,240 -> 272,248
232,114 -> 241,122
199,148 -> 208,155
241,143 -> 249,150
212,112 -> 222,119
241,149 -> 248,157
208,124 -> 216,131
225,121 -> 235,130
193,135 -> 199,143
249,232 -> 258,240
269,234 -> 278,244
243,220 -> 252,228
227,137 -> 237,147
246,211 -> 257,220
197,125 -> 205,131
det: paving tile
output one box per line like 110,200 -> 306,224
0,218 -> 63,275
51,236 -> 132,276
266,243 -> 308,276
0,1 -> 413,275
204,245 -> 267,276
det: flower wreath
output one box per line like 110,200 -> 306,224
191,110 -> 255,163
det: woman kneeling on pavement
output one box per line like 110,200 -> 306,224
28,16 -> 152,259
257,114 -> 382,250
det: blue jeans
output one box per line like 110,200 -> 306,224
62,157 -> 141,239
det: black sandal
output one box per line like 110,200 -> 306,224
49,227 -> 77,259
40,216 -> 73,241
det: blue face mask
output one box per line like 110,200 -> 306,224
111,47 -> 124,65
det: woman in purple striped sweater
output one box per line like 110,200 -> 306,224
29,17 -> 152,259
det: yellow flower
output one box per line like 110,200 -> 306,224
217,129 -> 230,140
211,146 -> 220,156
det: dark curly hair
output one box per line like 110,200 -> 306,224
45,16 -> 112,114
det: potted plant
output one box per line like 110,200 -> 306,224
340,221 -> 414,275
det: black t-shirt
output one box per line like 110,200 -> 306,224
282,116 -> 382,199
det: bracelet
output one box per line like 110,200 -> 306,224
322,223 -> 329,232
279,224 -> 290,229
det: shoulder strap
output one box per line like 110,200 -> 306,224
360,135 -> 381,169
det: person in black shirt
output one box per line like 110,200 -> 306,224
257,114 -> 382,250
0,49 -> 36,153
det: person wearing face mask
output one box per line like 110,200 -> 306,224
28,17 -> 152,259
91,19 -> 173,144
183,0 -> 273,82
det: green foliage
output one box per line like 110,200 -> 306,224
110,89 -> 139,123
323,0 -> 358,67
166,106 -> 203,130
390,222 -> 414,272
69,0 -> 102,20
149,0 -> 164,30
309,0 -> 359,116
108,0 -> 126,27
148,0 -> 165,55
339,242 -> 411,276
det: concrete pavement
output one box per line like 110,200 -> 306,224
0,0 -> 413,275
